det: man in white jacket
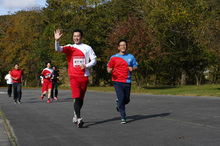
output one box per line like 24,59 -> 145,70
54,29 -> 97,128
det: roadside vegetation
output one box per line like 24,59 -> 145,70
87,84 -> 220,97
0,0 -> 219,88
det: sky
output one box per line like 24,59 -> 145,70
0,0 -> 47,16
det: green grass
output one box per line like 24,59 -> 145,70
87,84 -> 220,97
1,84 -> 220,97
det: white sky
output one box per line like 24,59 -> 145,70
0,0 -> 47,15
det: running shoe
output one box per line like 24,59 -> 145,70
47,99 -> 51,103
41,94 -> 44,100
18,101 -> 21,104
51,98 -> 54,100
72,112 -> 77,124
54,97 -> 58,100
116,99 -> 119,112
121,119 -> 126,124
77,118 -> 84,128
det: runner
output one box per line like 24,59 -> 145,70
5,71 -> 13,97
40,61 -> 53,103
51,65 -> 59,100
54,29 -> 97,128
107,39 -> 138,124
10,63 -> 24,104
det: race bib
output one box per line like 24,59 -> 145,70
46,73 -> 51,77
73,56 -> 86,68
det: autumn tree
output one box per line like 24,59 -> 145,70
0,0 -> 219,86
108,14 -> 167,87
133,0 -> 219,85
1,9 -> 45,86
0,15 -> 11,85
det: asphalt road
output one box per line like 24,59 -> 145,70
0,88 -> 220,146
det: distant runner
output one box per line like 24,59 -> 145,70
51,65 -> 59,100
5,71 -> 13,97
10,63 -> 24,104
40,61 -> 53,103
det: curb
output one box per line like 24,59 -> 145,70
0,109 -> 17,146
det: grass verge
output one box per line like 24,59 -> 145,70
87,84 -> 220,97
0,109 -> 17,146
1,84 -> 220,97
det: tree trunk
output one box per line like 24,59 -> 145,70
181,70 -> 186,85
194,73 -> 202,85
1,73 -> 5,86
134,72 -> 142,89
138,76 -> 141,89
195,74 -> 199,85
155,74 -> 158,85
212,74 -> 216,84
91,67 -> 95,86
25,73 -> 28,86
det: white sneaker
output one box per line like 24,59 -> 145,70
72,112 -> 77,124
77,118 -> 84,128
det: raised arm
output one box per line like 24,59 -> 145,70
54,29 -> 63,52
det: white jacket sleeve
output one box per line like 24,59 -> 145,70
55,41 -> 63,52
86,47 -> 97,68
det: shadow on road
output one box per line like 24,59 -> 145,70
84,112 -> 170,128
23,97 -> 73,103
126,112 -> 170,124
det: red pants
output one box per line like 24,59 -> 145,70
42,81 -> 52,93
70,76 -> 88,100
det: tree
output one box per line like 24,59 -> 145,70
1,9 -> 45,86
133,0 -> 219,85
108,14 -> 167,88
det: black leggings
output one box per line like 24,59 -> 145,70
74,98 -> 84,118
51,81 -> 58,98
7,84 -> 12,96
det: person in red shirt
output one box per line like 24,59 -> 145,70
40,61 -> 53,103
10,63 -> 24,104
107,39 -> 138,124
54,28 -> 97,128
